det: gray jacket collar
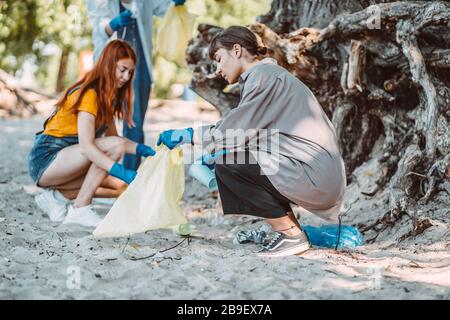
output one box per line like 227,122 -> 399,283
239,58 -> 278,83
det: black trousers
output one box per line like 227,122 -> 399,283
214,153 -> 292,219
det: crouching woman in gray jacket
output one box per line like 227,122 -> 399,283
157,26 -> 346,258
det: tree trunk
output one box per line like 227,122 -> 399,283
186,0 -> 450,243
56,47 -> 70,93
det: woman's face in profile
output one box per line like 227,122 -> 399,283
214,47 -> 242,84
115,58 -> 135,88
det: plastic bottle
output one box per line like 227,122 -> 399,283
303,224 -> 364,249
172,223 -> 191,236
188,163 -> 218,191
234,229 -> 268,245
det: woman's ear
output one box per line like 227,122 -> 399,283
232,44 -> 242,58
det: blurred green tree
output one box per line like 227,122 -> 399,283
0,0 -> 91,92
36,0 -> 91,92
0,0 -> 40,72
0,0 -> 269,96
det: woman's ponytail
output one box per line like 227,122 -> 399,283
209,26 -> 268,59
257,46 -> 268,56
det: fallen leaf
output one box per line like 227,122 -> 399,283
130,243 -> 141,250
408,261 -> 424,269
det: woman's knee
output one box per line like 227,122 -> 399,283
101,137 -> 126,160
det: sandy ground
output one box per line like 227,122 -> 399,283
0,100 -> 449,299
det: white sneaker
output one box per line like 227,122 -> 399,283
35,189 -> 70,222
63,205 -> 102,228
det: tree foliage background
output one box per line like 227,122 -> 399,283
0,0 -> 91,91
0,0 -> 270,97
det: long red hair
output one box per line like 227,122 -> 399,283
55,40 -> 137,127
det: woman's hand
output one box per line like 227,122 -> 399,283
108,162 -> 137,184
156,128 -> 193,149
136,143 -> 156,157
109,10 -> 132,32
200,149 -> 229,170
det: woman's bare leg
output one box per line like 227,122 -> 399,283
38,136 -> 127,206
74,137 -> 128,207
53,175 -> 86,192
39,136 -> 125,187
58,176 -> 127,200
61,187 -> 123,200
100,175 -> 128,191
73,162 -> 109,207
94,176 -> 127,198
54,174 -> 127,200
287,211 -> 301,229
265,215 -> 301,237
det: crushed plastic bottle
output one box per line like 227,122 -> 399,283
234,229 -> 267,245
303,224 -> 364,249
233,224 -> 271,245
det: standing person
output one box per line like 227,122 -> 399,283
29,40 -> 156,227
86,0 -> 185,170
157,26 -> 347,258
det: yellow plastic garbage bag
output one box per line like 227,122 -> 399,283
93,147 -> 187,238
156,4 -> 196,67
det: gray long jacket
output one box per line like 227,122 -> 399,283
194,59 -> 346,222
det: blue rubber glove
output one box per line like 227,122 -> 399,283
136,143 -> 156,157
173,0 -> 186,6
109,10 -> 132,32
157,128 -> 193,150
109,162 -> 137,184
200,149 -> 229,170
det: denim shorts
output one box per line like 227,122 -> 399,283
28,134 -> 79,186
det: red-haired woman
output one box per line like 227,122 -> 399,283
28,40 -> 155,227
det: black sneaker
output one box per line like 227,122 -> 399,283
256,230 -> 311,258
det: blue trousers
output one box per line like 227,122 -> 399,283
123,64 -> 151,170
118,10 -> 152,170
